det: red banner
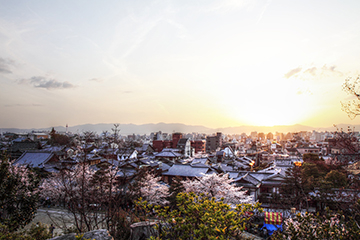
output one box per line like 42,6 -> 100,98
264,212 -> 282,225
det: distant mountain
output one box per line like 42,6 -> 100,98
0,123 -> 213,135
1,123 -> 360,135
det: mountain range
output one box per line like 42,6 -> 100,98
1,123 -> 359,135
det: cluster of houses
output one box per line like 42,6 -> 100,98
1,129 -> 360,213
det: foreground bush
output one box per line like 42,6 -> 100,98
272,209 -> 360,240
137,192 -> 262,240
0,222 -> 52,240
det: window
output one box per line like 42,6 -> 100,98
272,187 -> 279,194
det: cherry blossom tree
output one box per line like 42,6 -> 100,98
272,210 -> 360,239
0,154 -> 40,231
41,163 -> 152,238
137,173 -> 169,205
181,173 -> 253,206
342,75 -> 360,119
40,163 -> 119,233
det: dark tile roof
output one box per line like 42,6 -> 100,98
11,141 -> 38,152
162,164 -> 210,177
177,138 -> 189,146
13,151 -> 55,168
116,168 -> 137,177
155,150 -> 182,158
233,172 -> 261,187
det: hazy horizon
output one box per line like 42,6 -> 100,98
2,121 -> 358,136
1,1 -> 360,129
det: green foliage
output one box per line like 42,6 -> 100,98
166,176 -> 185,210
272,209 -> 360,240
280,165 -> 308,210
0,223 -> 31,240
0,154 -> 40,232
324,170 -> 347,188
137,192 -> 262,240
303,153 -> 321,162
27,222 -> 53,240
280,155 -> 351,212
0,222 -> 52,240
75,233 -> 93,240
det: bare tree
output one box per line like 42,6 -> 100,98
111,124 -> 121,146
342,75 -> 360,119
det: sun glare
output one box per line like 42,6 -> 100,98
224,80 -> 315,127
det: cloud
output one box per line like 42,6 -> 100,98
296,89 -> 313,95
284,67 -> 302,79
304,67 -> 317,76
257,0 -> 272,23
123,91 -> 132,94
4,103 -> 43,107
285,64 -> 343,79
89,78 -> 103,82
0,57 -> 15,74
321,64 -> 340,74
18,76 -> 75,90
303,65 -> 342,77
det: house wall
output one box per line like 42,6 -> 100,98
297,148 -> 320,155
191,140 -> 206,153
153,140 -> 172,152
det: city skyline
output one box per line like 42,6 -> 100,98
1,0 -> 360,129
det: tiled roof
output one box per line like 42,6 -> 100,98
139,158 -> 159,167
135,144 -> 151,152
40,146 -> 65,152
233,173 -> 261,187
118,148 -> 137,155
227,171 -> 239,179
177,138 -> 189,146
162,164 -> 210,177
13,151 -> 55,168
247,172 -> 273,182
116,168 -> 137,177
262,170 -> 285,181
155,150 -> 182,158
159,162 -> 171,171
190,159 -> 209,168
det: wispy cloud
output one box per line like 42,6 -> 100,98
296,89 -> 313,95
89,78 -> 103,82
303,65 -> 341,77
284,67 -> 302,79
304,67 -> 317,76
202,0 -> 252,13
321,64 -> 341,75
0,57 -> 15,74
4,103 -> 43,107
257,0 -> 272,23
18,76 -> 75,90
285,64 -> 343,79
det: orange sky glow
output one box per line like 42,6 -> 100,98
1,0 -> 360,129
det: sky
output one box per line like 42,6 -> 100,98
1,0 -> 360,129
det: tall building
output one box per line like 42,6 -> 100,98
172,132 -> 183,148
206,132 -> 222,152
191,139 -> 206,153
